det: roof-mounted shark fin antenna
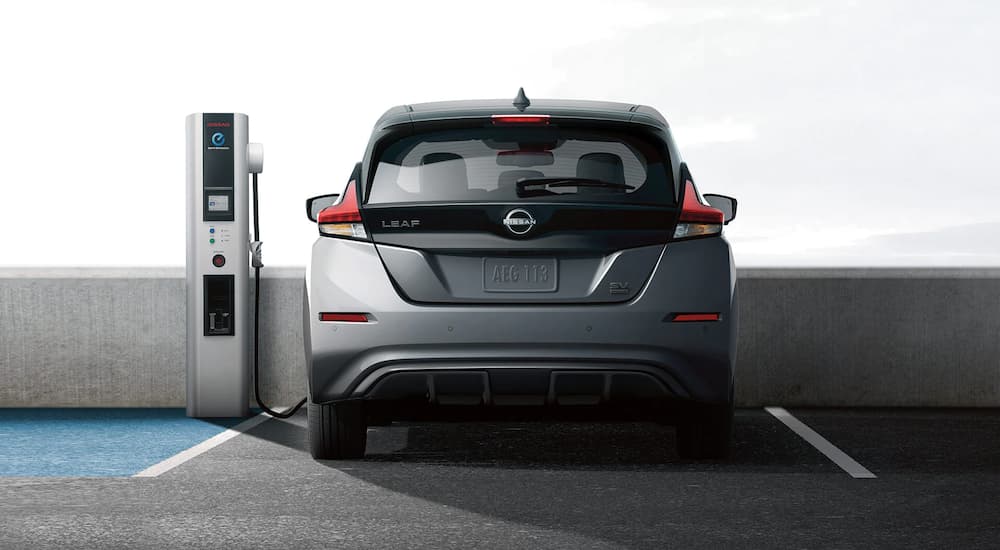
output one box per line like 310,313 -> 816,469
512,87 -> 530,112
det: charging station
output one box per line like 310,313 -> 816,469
185,113 -> 262,418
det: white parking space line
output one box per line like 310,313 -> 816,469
765,407 -> 877,479
134,410 -> 283,478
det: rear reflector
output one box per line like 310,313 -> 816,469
672,313 -> 721,322
319,313 -> 368,323
491,114 -> 550,125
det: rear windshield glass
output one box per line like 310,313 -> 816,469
367,126 -> 674,206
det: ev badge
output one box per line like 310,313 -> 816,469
502,208 -> 536,236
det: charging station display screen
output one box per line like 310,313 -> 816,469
207,195 -> 229,212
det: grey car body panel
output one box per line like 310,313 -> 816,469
374,243 -> 664,304
304,236 -> 737,405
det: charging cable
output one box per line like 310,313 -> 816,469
251,171 -> 307,418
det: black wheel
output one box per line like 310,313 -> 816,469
676,399 -> 734,460
308,399 -> 367,459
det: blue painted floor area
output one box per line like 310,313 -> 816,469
0,409 -> 244,477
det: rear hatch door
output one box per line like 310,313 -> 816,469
362,119 -> 679,304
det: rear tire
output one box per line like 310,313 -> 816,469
676,399 -> 734,460
308,399 -> 367,459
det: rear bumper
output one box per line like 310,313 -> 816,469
309,341 -> 733,410
304,236 -> 738,407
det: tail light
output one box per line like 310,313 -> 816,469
317,182 -> 368,239
673,179 -> 724,240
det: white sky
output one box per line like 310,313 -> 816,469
0,0 -> 997,267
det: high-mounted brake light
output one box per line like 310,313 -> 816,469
673,179 -> 724,240
491,114 -> 550,125
317,182 -> 367,239
672,313 -> 721,322
319,313 -> 369,323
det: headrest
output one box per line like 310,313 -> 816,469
576,152 -> 625,185
419,152 -> 467,195
497,169 -> 544,190
421,152 -> 462,165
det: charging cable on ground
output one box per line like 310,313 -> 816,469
251,171 -> 307,418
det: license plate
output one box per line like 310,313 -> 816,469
483,258 -> 558,292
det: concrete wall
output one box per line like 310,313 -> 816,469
0,268 -> 305,408
1,268 -> 998,408
737,269 -> 1000,407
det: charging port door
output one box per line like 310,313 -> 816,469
204,275 -> 235,336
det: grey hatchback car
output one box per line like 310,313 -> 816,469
303,91 -> 738,460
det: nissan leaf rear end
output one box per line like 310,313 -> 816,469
304,95 -> 738,460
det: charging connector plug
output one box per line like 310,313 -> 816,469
250,241 -> 263,268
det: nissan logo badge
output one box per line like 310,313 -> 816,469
502,209 -> 536,236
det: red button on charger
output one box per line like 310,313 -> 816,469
212,254 -> 226,268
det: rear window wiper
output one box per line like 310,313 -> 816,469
515,177 -> 635,196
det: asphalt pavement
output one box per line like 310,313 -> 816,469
1,408 -> 998,549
